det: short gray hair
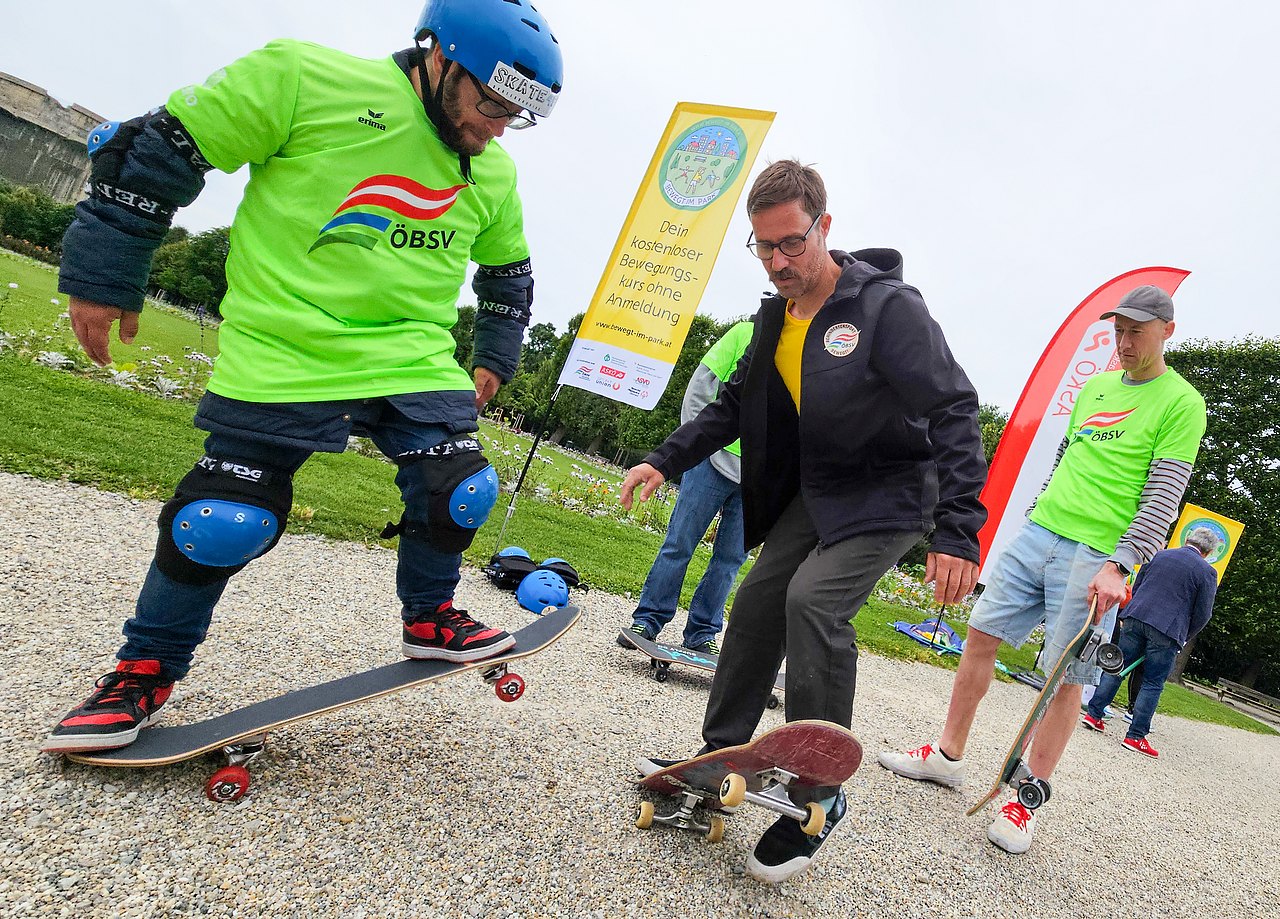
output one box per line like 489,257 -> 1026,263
1185,527 -> 1219,556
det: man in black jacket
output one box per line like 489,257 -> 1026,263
621,160 -> 987,883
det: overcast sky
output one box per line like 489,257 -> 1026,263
9,1 -> 1278,410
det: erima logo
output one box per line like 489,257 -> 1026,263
358,109 -> 387,131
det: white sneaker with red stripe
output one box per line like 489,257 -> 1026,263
42,660 -> 174,753
987,797 -> 1038,853
877,742 -> 966,788
402,601 -> 515,662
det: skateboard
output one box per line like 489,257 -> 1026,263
967,603 -> 1123,816
66,605 -> 581,802
617,629 -> 785,709
634,720 -> 862,842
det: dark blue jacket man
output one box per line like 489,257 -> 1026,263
1083,527 -> 1219,756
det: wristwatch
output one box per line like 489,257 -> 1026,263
1108,560 -> 1130,576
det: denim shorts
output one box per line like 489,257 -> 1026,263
968,522 -> 1118,685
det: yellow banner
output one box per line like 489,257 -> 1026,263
558,102 -> 774,409
1168,503 -> 1246,583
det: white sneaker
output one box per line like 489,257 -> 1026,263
877,742 -> 966,788
987,798 -> 1038,854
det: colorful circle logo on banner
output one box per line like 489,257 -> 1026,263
1179,516 -> 1230,564
660,118 -> 749,211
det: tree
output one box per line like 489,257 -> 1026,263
450,304 -> 475,370
146,226 -> 230,312
1167,337 -> 1280,694
977,402 -> 1009,465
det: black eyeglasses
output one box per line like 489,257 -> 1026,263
746,213 -> 822,260
466,72 -> 537,130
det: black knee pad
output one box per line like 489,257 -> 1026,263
156,455 -> 294,585
381,436 -> 499,554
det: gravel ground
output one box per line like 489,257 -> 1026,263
2,471 -> 1276,918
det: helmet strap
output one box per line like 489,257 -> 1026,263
413,40 -> 474,184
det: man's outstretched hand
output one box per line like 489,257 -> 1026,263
620,462 -> 666,510
70,296 -> 139,366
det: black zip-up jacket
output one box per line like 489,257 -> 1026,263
644,249 -> 988,562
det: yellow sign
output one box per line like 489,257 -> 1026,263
1168,503 -> 1245,583
558,102 -> 774,410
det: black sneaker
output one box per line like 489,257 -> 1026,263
403,602 -> 515,662
42,660 -> 175,753
616,622 -> 657,648
745,789 -> 847,883
683,637 -> 720,656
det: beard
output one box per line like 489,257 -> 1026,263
436,70 -> 489,157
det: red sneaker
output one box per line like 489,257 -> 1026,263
1122,736 -> 1159,758
43,660 -> 174,753
1081,713 -> 1106,732
403,601 -> 515,662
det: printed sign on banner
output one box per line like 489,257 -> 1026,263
558,103 -> 774,409
1168,503 -> 1245,584
977,267 -> 1191,584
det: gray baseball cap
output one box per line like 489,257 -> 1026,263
1100,285 -> 1175,322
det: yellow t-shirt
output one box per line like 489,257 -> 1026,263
774,304 -> 810,411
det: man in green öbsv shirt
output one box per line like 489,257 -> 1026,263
880,285 -> 1207,854
45,0 -> 566,754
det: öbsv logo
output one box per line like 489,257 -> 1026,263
310,175 -> 466,253
823,323 -> 860,357
659,118 -> 749,211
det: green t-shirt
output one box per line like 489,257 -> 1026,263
168,40 -> 529,402
1030,368 -> 1206,553
700,320 -> 754,457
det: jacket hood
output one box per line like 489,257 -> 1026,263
829,248 -> 904,301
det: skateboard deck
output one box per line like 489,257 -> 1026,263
66,605 -> 580,800
617,629 -> 785,706
967,606 -> 1121,816
635,720 -> 862,841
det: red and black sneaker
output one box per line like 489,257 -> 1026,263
42,660 -> 174,753
402,601 -> 515,663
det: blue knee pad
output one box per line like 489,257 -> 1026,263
156,455 -> 293,585
172,500 -> 279,567
384,437 -> 499,553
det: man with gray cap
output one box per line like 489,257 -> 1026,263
1082,526 -> 1219,756
880,284 -> 1206,854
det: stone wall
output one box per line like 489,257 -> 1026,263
0,71 -> 104,203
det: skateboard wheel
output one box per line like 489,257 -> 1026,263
1016,778 -> 1049,811
767,694 -> 780,710
654,667 -> 669,684
205,765 -> 250,803
1096,642 -> 1125,675
801,801 -> 826,836
719,773 -> 747,808
635,800 -> 654,829
707,815 -> 725,843
494,673 -> 526,702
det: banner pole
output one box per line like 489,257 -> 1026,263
492,383 -> 563,553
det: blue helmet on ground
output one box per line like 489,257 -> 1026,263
484,546 -> 537,590
415,0 -> 563,119
516,569 -> 569,614
497,546 -> 531,560
537,557 -> 581,588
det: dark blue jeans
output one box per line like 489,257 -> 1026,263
1086,618 -> 1180,739
120,398 -> 465,681
631,458 -> 747,648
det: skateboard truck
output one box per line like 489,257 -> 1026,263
481,663 -> 526,702
1007,761 -> 1052,811
636,766 -> 826,841
205,735 -> 267,803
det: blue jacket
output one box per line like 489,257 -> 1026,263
1123,545 -> 1218,646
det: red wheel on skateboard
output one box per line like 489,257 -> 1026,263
494,673 -> 525,702
205,765 -> 250,802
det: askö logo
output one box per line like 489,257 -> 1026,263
310,175 -> 466,253
600,365 -> 626,380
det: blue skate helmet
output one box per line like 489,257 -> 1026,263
516,569 -> 569,614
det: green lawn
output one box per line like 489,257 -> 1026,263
1,246 -> 1273,737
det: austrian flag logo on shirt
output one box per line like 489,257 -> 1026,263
309,175 -> 467,253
